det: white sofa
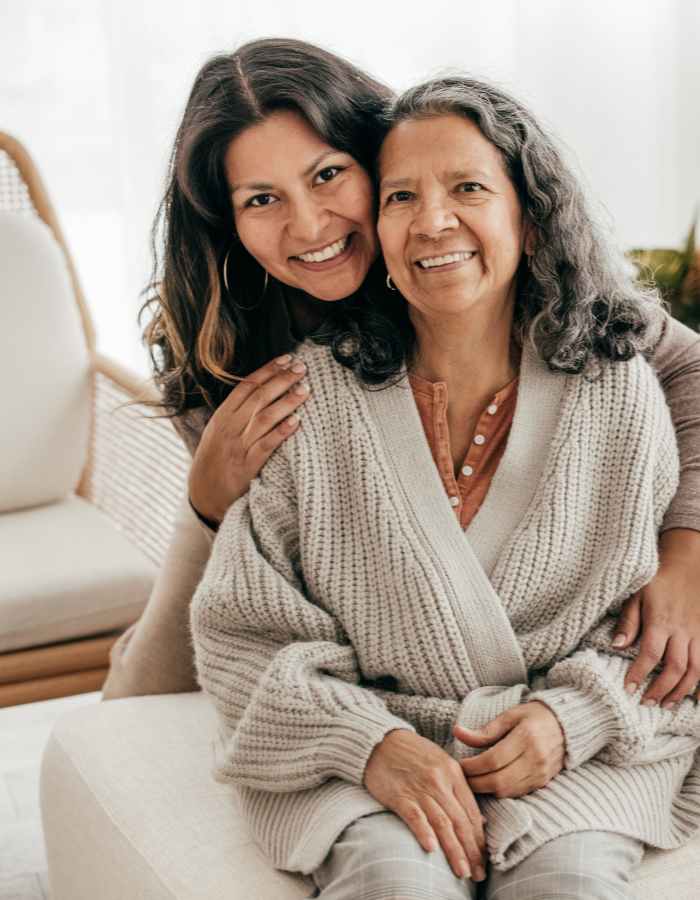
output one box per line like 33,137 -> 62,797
40,691 -> 700,899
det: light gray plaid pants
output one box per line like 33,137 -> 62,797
308,810 -> 644,899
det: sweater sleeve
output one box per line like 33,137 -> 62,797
648,312 -> 700,533
189,447 -> 416,794
446,651 -> 700,771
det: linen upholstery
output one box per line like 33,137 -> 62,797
40,693 -> 314,900
0,211 -> 90,512
0,494 -> 155,653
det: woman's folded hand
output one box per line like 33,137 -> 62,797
454,701 -> 565,798
363,728 -> 487,882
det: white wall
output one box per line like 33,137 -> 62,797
2,0 -> 698,375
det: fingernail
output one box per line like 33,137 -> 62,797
642,698 -> 657,707
661,700 -> 676,710
292,382 -> 309,395
286,414 -> 300,426
290,361 -> 306,374
275,354 -> 292,366
458,861 -> 470,879
625,682 -> 638,695
474,866 -> 486,881
612,634 -> 626,648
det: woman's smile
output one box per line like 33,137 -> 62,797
413,248 -> 478,273
290,231 -> 357,270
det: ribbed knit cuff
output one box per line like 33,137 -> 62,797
527,686 -> 620,769
314,707 -> 416,786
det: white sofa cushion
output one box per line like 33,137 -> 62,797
0,211 -> 90,513
40,692 -> 700,900
0,494 -> 155,653
40,693 -> 314,900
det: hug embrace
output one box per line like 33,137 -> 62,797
102,38 -> 700,899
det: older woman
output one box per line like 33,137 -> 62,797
189,75 -> 700,899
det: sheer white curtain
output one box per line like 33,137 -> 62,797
2,0 -> 698,374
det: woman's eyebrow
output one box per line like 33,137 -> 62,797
380,176 -> 413,190
380,168 -> 494,191
231,181 -> 274,195
231,150 -> 343,196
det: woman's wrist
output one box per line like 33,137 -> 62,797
188,495 -> 221,532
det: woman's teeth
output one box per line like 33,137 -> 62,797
417,250 -> 476,269
297,236 -> 350,263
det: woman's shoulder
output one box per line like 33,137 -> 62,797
293,337 -> 362,394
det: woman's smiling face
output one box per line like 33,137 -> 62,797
225,109 -> 379,301
377,114 -> 532,319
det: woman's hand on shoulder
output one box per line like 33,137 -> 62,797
188,353 -> 310,524
363,728 -> 487,882
613,528 -> 700,709
454,702 -> 565,799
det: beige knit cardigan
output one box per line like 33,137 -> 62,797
189,336 -> 700,874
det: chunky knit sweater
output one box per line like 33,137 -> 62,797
190,336 -> 700,874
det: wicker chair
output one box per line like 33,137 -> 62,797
0,131 -> 189,707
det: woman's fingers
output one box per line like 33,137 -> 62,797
658,638 -> 700,708
241,387 -> 307,445
612,591 -> 642,648
451,774 -> 487,860
457,724 -> 522,777
639,633 -> 689,706
421,792 -> 483,881
624,623 -> 669,694
235,359 -> 308,430
222,354 -> 302,412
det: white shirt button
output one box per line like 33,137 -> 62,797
487,404 -> 498,415
473,434 -> 486,446
449,495 -> 460,507
462,465 -> 474,477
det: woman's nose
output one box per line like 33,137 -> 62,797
409,200 -> 458,240
287,195 -> 331,246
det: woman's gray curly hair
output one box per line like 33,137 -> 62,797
384,76 -> 665,377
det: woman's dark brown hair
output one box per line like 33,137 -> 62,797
138,38 -> 392,418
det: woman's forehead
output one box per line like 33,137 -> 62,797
379,115 -> 504,181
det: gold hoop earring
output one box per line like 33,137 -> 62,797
222,247 -> 233,295
386,274 -> 397,292
221,246 -> 263,311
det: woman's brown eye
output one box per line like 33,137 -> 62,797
316,166 -> 342,184
249,194 -> 276,207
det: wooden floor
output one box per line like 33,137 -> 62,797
0,690 -> 102,900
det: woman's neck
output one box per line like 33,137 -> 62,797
409,298 -> 520,397
285,288 -> 329,341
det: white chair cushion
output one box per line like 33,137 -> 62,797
40,692 -> 700,900
0,494 -> 155,653
0,211 -> 90,513
40,693 -> 313,900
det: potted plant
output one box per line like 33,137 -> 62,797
628,217 -> 700,331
